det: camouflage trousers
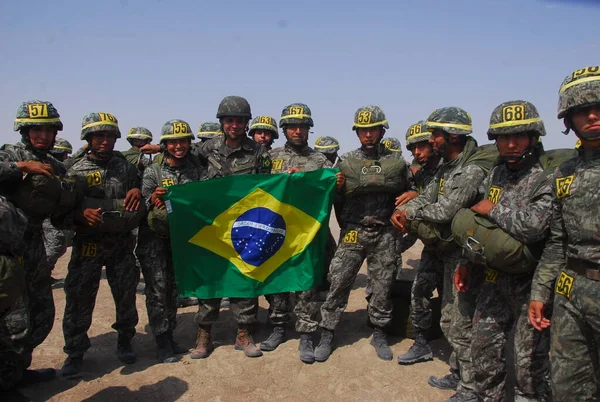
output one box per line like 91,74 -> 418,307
63,232 -> 139,357
265,289 -> 319,333
472,270 -> 551,402
0,227 -> 54,389
320,224 -> 396,331
195,298 -> 259,326
439,248 -> 482,398
136,226 -> 177,337
551,266 -> 600,401
42,218 -> 67,270
410,245 -> 444,333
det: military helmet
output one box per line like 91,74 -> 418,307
14,100 -> 63,132
352,105 -> 389,130
249,116 -> 279,139
314,136 -> 340,154
80,112 -> 121,140
487,100 -> 546,140
558,66 -> 600,119
197,122 -> 223,140
127,127 -> 153,142
216,96 -> 252,119
381,137 -> 402,152
159,119 -> 194,143
51,137 -> 73,155
405,120 -> 433,149
426,107 -> 472,135
279,103 -> 314,127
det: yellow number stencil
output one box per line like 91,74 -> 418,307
487,186 -> 502,204
409,124 -> 422,136
173,122 -> 189,134
573,66 -> 600,79
81,243 -> 98,257
27,104 -> 48,118
357,111 -> 372,125
98,112 -> 117,123
343,230 -> 358,244
556,175 -> 575,199
555,271 -> 574,299
485,268 -> 498,284
502,105 -> 525,122
438,178 -> 445,195
289,106 -> 304,115
161,178 -> 175,187
272,159 -> 284,171
259,116 -> 271,124
85,171 -> 103,187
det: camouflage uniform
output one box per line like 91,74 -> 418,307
0,100 -> 65,387
266,143 -> 332,333
137,121 -> 205,341
400,108 -> 485,398
320,143 -> 411,332
0,196 -> 27,390
530,66 -> 600,401
63,113 -> 141,359
194,131 -> 272,327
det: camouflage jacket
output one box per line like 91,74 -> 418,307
0,140 -> 66,181
531,148 -> 600,303
338,143 -> 412,227
142,157 -> 206,209
195,136 -> 271,178
67,152 -> 140,201
121,147 -> 152,175
400,139 -> 486,224
413,158 -> 443,194
269,143 -> 333,173
0,195 -> 28,255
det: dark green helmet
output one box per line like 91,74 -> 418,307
127,127 -> 153,142
279,103 -> 314,127
352,105 -> 389,130
381,137 -> 402,152
487,100 -> 546,140
51,137 -> 73,155
159,119 -> 194,143
558,66 -> 600,119
81,112 -> 121,140
426,107 -> 472,135
405,120 -> 432,149
314,136 -> 340,154
249,116 -> 279,139
216,96 -> 252,119
197,122 -> 223,140
14,100 -> 63,132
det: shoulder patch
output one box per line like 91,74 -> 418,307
487,186 -> 502,204
438,178 -> 445,195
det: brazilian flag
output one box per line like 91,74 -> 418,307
164,169 -> 338,298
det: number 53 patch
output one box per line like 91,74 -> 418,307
555,271 -> 574,299
343,230 -> 358,244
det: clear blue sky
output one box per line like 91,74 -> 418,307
0,0 -> 598,157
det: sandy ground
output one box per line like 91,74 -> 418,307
18,220 -> 455,402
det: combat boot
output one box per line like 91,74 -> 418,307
19,368 -> 56,385
370,327 -> 393,361
428,371 -> 460,390
444,392 -> 479,402
167,330 -> 188,354
155,333 -> 179,364
116,337 -> 136,364
61,355 -> 84,377
235,325 -> 263,357
298,333 -> 315,364
397,332 -> 433,365
260,325 -> 286,351
314,328 -> 334,362
190,325 -> 214,359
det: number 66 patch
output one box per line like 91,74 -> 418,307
343,230 -> 358,244
555,271 -> 574,299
